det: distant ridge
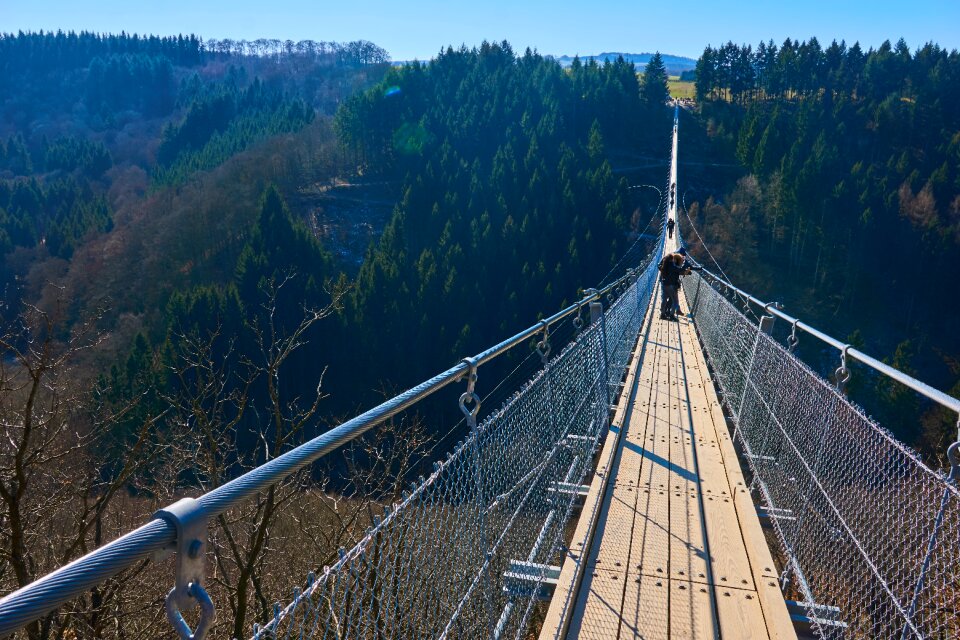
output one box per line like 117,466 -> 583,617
552,52 -> 696,75
392,50 -> 698,76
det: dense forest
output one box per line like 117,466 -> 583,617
2,24 -> 960,637
0,31 -> 395,639
684,37 -> 960,455
330,43 -> 669,387
0,32 -> 674,638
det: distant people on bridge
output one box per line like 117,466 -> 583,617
667,218 -> 675,239
658,247 -> 701,321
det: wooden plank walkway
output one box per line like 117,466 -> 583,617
540,274 -> 796,640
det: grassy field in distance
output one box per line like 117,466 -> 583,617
668,76 -> 696,99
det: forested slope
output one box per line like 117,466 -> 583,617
5,27 -> 958,636
685,37 -> 960,456
0,35 -> 674,637
330,43 -> 669,389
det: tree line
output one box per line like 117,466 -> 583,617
0,30 -> 387,73
695,37 -> 960,107
203,37 -> 389,65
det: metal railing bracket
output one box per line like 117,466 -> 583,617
155,498 -> 215,640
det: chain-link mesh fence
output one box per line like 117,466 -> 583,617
251,254 -> 661,640
683,271 -> 960,640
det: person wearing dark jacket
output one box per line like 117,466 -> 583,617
658,249 -> 701,320
658,252 -> 687,320
667,218 -> 675,239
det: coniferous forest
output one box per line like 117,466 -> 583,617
0,27 -> 959,638
0,33 -> 672,638
685,37 -> 960,454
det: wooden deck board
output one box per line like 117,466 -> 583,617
669,581 -> 718,639
676,302 -> 797,638
539,292 -> 659,640
539,280 -> 797,640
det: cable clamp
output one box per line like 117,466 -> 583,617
155,498 -> 215,640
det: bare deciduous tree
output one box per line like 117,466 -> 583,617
2,278 -> 434,639
0,291 -> 169,640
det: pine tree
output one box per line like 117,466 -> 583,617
642,52 -> 669,108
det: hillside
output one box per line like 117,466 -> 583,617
0,34 -> 680,638
0,31 -> 390,357
680,37 -> 960,458
3,27 -> 960,638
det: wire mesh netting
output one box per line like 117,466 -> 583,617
251,254 -> 661,640
683,271 -> 960,640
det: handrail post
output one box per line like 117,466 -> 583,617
586,291 -> 611,413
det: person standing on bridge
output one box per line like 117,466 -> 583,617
667,218 -> 675,239
658,252 -> 688,320
658,248 -> 700,320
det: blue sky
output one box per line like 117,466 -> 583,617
5,0 -> 958,61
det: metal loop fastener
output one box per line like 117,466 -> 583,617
787,319 -> 799,352
459,357 -> 480,422
835,345 -> 852,392
947,440 -> 960,482
165,582 -> 215,640
535,320 -> 551,362
459,391 -> 481,420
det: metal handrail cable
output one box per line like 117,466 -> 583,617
0,251 -> 649,637
695,266 -> 960,416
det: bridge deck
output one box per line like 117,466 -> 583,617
540,285 -> 796,639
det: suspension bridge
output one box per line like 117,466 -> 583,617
2,107 -> 959,639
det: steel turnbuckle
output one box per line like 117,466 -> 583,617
459,357 -> 481,427
835,345 -> 852,393
155,498 -> 215,640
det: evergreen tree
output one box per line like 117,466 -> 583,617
642,52 -> 669,108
